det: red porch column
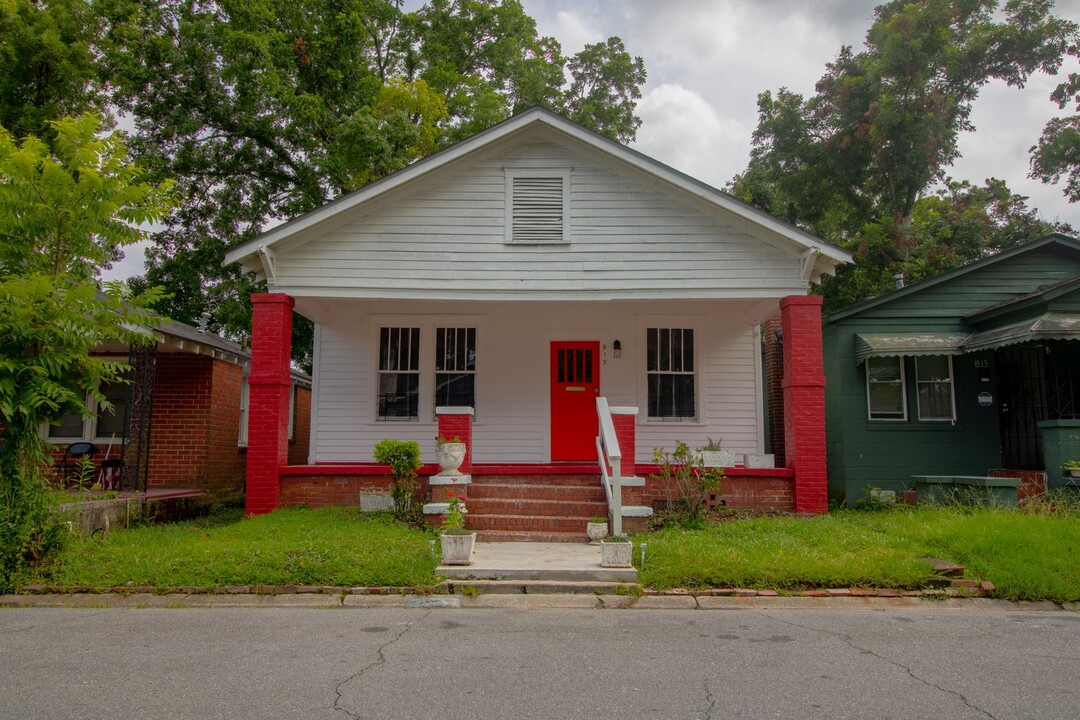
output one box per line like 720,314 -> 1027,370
780,295 -> 828,514
436,407 -> 473,473
246,293 -> 294,516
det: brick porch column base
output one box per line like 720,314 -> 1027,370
781,295 -> 828,514
246,293 -> 294,516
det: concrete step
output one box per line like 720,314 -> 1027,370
437,542 -> 638,583
467,497 -> 608,518
441,579 -> 639,594
476,530 -> 590,543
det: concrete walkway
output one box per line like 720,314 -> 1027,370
438,541 -> 637,583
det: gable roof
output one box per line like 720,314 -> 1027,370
824,234 -> 1080,324
223,107 -> 851,277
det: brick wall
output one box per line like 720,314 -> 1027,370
280,473 -> 430,508
147,353 -> 212,489
781,296 -> 828,514
288,385 -> 312,466
640,466 -> 796,512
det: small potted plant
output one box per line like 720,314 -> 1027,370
1063,460 -> 1080,479
700,438 -> 734,469
586,516 -> 608,543
439,489 -> 476,565
435,435 -> 467,476
600,534 -> 632,568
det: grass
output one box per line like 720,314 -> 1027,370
23,507 -> 438,589
637,504 -> 1080,602
48,489 -> 121,505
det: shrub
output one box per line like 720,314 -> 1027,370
651,442 -> 722,528
373,439 -> 422,520
1,469 -> 66,592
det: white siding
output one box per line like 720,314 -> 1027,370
312,299 -> 765,466
271,138 -> 805,299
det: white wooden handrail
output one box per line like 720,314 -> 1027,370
595,397 -> 623,536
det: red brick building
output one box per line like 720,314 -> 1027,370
45,317 -> 311,506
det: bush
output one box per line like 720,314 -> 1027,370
373,439 -> 422,520
651,442 -> 722,529
0,470 -> 66,592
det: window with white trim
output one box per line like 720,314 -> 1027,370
434,327 -> 476,410
46,380 -> 129,442
377,327 -> 420,420
915,356 -> 956,421
238,377 -> 297,447
866,356 -> 907,421
646,328 -> 696,421
505,171 -> 569,244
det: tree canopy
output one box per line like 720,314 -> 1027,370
732,0 -> 1078,313
86,0 -> 646,366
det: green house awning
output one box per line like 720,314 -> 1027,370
962,313 -> 1080,353
854,333 -> 968,365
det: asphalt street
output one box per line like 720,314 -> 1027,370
1,605 -> 1078,719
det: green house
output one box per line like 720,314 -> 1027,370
823,234 -> 1080,505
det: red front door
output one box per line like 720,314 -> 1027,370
550,341 -> 600,461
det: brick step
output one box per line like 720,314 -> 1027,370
467,484 -> 606,502
467,497 -> 608,518
470,474 -> 602,486
475,530 -> 590,543
468,514 -> 593,533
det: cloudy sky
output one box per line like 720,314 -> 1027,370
106,0 -> 1080,280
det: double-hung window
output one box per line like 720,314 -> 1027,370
646,328 -> 696,421
47,379 -> 130,442
915,356 -> 955,421
377,327 -> 420,421
434,327 -> 476,410
866,356 -> 907,421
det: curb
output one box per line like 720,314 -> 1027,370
0,592 -> 1073,612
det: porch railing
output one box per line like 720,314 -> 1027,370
595,397 -> 623,537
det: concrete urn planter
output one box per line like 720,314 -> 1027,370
702,450 -> 735,468
586,520 -> 608,544
436,442 -> 467,476
440,532 -> 476,565
1068,468 -> 1080,479
600,539 -> 632,568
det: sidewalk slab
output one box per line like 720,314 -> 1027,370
439,542 -> 637,582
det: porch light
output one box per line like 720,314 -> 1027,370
613,340 -> 622,358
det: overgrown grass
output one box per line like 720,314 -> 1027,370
638,505 -> 1080,602
22,507 -> 438,589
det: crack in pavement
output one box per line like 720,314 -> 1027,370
702,677 -> 717,720
333,610 -> 431,719
770,614 -> 998,720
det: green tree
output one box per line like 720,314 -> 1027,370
733,0 -> 1077,312
100,0 -> 645,366
1030,47 -> 1080,202
0,0 -> 105,141
0,113 -> 172,588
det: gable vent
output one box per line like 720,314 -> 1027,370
510,176 -> 567,243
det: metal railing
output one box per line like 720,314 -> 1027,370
595,397 -> 623,536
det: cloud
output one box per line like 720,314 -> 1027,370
633,83 -> 749,188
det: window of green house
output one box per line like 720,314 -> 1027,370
915,355 -> 955,422
866,356 -> 906,421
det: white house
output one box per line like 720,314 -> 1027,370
225,108 -> 850,531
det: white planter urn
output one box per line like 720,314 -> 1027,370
587,520 -> 609,544
600,539 -> 633,568
436,442 -> 467,476
440,532 -> 476,565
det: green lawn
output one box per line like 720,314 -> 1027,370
24,507 -> 438,590
636,506 -> 1080,602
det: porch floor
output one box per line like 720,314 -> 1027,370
438,541 -> 637,583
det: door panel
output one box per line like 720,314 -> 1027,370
997,346 -> 1049,470
550,341 -> 600,461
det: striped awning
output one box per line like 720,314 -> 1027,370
854,333 -> 968,365
961,313 -> 1080,353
